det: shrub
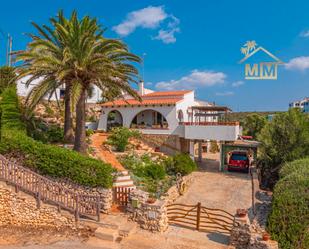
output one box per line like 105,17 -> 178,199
209,140 -> 219,153
144,163 -> 166,180
279,158 -> 309,179
164,153 -> 197,176
86,129 -> 94,137
0,86 -> 114,188
119,152 -> 169,195
267,157 -> 309,249
107,127 -> 140,152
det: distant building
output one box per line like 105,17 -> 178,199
17,76 -> 103,104
289,97 -> 309,113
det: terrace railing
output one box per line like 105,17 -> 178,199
0,154 -> 101,222
179,121 -> 240,126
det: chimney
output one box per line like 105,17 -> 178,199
138,80 -> 145,95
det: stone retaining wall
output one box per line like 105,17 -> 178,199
126,172 -> 194,233
0,187 -> 77,229
162,173 -> 195,205
127,189 -> 168,232
230,214 -> 278,249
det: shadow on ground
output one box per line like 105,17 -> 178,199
207,232 -> 230,245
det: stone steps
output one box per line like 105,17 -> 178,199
95,227 -> 119,242
84,213 -> 137,247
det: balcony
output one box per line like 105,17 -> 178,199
179,121 -> 240,141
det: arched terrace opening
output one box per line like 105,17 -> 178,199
130,109 -> 169,129
107,110 -> 123,131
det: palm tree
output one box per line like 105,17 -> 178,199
16,11 -> 75,143
53,12 -> 141,153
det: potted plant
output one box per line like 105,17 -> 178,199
236,208 -> 247,218
147,197 -> 156,204
262,232 -> 271,241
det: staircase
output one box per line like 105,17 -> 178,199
85,214 -> 137,249
91,133 -> 136,190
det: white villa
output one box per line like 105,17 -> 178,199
98,82 -> 241,160
16,77 -> 241,161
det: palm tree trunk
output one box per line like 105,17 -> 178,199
73,87 -> 87,154
64,83 -> 74,143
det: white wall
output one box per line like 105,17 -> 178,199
183,124 -> 240,141
175,92 -> 196,122
98,105 -> 181,135
17,76 -> 102,104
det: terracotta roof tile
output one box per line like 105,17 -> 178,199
101,98 -> 182,107
143,90 -> 192,97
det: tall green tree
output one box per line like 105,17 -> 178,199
18,11 -> 140,153
55,12 -> 140,153
17,11 -> 141,153
242,113 -> 267,138
0,66 -> 16,94
16,11 -> 75,143
258,109 -> 309,187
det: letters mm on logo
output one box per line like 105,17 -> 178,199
239,41 -> 283,80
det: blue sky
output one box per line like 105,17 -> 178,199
1,0 -> 309,111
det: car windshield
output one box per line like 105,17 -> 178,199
231,154 -> 248,161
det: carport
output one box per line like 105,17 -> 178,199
219,138 -> 260,171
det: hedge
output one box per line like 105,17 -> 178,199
267,157 -> 309,249
0,86 -> 114,188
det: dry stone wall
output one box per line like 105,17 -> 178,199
230,213 -> 278,249
0,187 -> 77,230
162,173 -> 195,205
127,189 -> 168,232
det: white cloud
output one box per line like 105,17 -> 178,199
113,6 -> 180,43
215,91 -> 234,96
155,70 -> 226,90
300,30 -> 309,37
232,80 -> 244,87
285,56 -> 309,71
153,16 -> 180,44
113,6 -> 167,36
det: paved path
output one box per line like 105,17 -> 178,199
90,133 -> 125,171
177,165 -> 253,215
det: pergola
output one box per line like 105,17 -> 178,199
188,106 -> 232,124
219,139 -> 260,171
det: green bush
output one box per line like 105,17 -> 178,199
119,152 -> 170,195
267,157 -> 309,249
106,127 -> 140,152
86,129 -> 94,137
209,140 -> 219,153
144,163 -> 166,180
164,153 -> 197,176
279,158 -> 309,179
0,86 -> 114,188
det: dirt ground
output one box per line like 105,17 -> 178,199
1,153 -> 255,249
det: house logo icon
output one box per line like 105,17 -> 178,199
239,41 -> 283,80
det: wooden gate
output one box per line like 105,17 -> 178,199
167,202 -> 236,234
113,187 -> 131,206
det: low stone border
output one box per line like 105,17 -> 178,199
230,212 -> 278,249
127,189 -> 168,232
162,172 -> 195,205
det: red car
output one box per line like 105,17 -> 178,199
228,151 -> 250,173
